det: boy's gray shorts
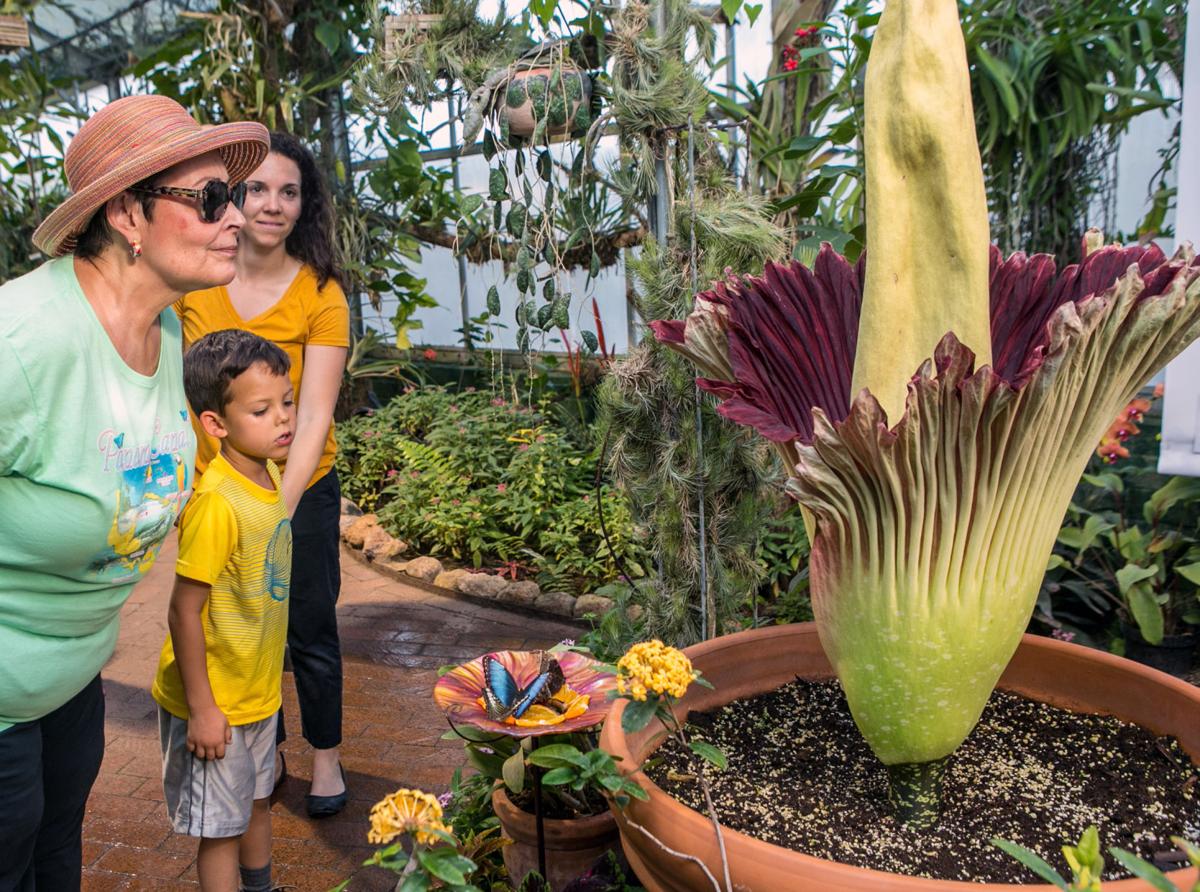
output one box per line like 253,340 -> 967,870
158,707 -> 277,838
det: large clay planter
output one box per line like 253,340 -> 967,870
492,785 -> 621,891
599,623 -> 1200,891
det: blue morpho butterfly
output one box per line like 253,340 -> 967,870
482,651 -> 566,722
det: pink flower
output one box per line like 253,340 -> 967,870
451,498 -> 461,505
410,470 -> 420,478
491,398 -> 506,407
362,430 -> 375,439
582,494 -> 590,502
1050,629 -> 1076,643
386,469 -> 398,478
783,59 -> 798,72
518,443 -> 530,451
496,483 -> 507,493
422,348 -> 437,361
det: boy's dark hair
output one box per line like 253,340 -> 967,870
184,329 -> 290,415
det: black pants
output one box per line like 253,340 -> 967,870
278,468 -> 343,750
0,674 -> 105,892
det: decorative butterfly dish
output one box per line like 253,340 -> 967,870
433,649 -> 618,737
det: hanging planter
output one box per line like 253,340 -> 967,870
383,13 -> 444,55
498,66 -> 593,142
0,15 -> 29,49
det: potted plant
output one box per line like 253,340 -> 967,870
1042,393 -> 1200,676
597,0 -> 1200,885
433,648 -> 637,891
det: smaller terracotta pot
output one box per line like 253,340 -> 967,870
492,785 -> 621,892
500,68 -> 592,140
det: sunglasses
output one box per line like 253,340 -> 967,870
128,179 -> 247,224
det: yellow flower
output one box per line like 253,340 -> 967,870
367,788 -> 451,847
616,640 -> 696,701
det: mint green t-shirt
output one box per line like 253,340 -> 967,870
0,257 -> 196,730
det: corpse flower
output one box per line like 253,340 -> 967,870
651,0 -> 1200,827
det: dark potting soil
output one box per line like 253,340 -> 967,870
645,679 -> 1200,884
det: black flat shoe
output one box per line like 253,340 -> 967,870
305,764 -> 347,819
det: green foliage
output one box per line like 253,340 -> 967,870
0,55 -> 81,281
961,0 -> 1182,260
993,826 -> 1200,891
335,386 -> 648,593
445,718 -> 616,819
1038,396 -> 1200,646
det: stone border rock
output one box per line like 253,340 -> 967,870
339,499 -> 614,623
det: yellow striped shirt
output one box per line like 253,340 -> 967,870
152,454 -> 291,725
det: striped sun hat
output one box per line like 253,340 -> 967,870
32,94 -> 270,257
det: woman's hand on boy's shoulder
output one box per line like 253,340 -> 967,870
187,705 -> 232,760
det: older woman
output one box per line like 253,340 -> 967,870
0,94 -> 268,890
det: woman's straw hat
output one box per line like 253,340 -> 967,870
32,94 -> 270,257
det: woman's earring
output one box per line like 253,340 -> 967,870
129,241 -> 142,259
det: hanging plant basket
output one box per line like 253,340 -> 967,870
0,15 -> 29,49
499,67 -> 593,142
383,13 -> 443,56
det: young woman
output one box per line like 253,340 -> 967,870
174,131 -> 350,818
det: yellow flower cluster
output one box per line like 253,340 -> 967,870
616,640 -> 696,701
367,788 -> 451,847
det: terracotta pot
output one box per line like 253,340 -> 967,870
492,785 -> 621,891
599,623 -> 1200,891
500,68 -> 592,140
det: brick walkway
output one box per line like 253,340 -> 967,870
82,540 -> 578,891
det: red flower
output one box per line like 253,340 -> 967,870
422,348 -> 437,361
781,45 -> 797,59
783,59 -> 798,72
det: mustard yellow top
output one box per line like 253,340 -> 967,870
174,265 -> 349,489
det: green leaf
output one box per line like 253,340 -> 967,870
1144,477 -> 1200,524
688,740 -> 727,770
589,252 -> 601,279
743,3 -> 762,25
537,150 -> 552,182
720,0 -> 742,25
1127,583 -> 1164,645
990,839 -> 1069,889
314,22 -> 342,54
488,168 -> 508,201
536,302 -> 554,330
527,744 -> 589,767
529,0 -> 558,28
540,766 -> 577,785
1107,849 -> 1177,892
482,131 -> 497,161
552,297 -> 569,329
502,749 -> 525,794
542,279 -> 556,302
418,848 -> 468,885
1116,564 -> 1158,595
1176,562 -> 1200,586
486,286 -> 501,316
580,330 -> 599,352
459,194 -> 483,216
399,871 -> 431,892
621,697 -> 659,734
466,746 -> 505,778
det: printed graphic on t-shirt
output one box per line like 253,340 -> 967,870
265,518 -> 292,601
90,418 -> 193,581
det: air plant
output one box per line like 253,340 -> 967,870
651,0 -> 1200,826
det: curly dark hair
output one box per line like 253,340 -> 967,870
267,130 -> 345,292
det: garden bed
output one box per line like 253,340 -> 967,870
646,678 -> 1200,884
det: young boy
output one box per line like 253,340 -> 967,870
152,329 -> 296,892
